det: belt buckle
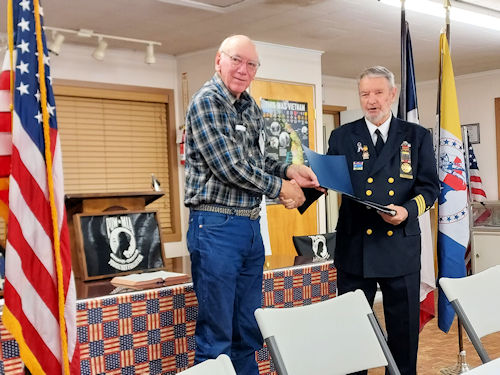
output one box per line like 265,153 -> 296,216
249,207 -> 261,220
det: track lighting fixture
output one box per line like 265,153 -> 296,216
92,37 -> 108,61
48,32 -> 65,55
145,44 -> 156,64
43,26 -> 161,64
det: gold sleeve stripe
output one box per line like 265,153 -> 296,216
418,195 -> 426,215
413,194 -> 426,216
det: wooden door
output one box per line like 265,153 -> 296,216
250,79 -> 317,269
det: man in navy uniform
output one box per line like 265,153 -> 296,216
309,66 -> 439,375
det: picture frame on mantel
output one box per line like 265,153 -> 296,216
462,123 -> 480,144
74,210 -> 166,281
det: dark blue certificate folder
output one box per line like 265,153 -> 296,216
303,146 -> 354,196
300,147 -> 396,216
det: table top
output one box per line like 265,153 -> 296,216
465,358 -> 500,374
75,255 -> 329,300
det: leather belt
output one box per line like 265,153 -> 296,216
193,204 -> 261,220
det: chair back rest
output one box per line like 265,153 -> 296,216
178,354 -> 236,375
254,289 -> 388,375
439,265 -> 500,338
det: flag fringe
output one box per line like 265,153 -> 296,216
2,306 -> 46,375
32,1 -> 71,374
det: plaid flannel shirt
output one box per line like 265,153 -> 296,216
184,74 -> 289,208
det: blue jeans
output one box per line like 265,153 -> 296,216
187,210 -> 265,375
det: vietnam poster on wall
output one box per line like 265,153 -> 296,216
260,98 -> 309,204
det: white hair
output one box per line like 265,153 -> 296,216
218,35 -> 254,53
358,66 -> 395,88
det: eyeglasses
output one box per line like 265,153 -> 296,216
220,51 -> 260,73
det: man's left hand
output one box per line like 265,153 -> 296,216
286,164 -> 319,188
378,204 -> 408,225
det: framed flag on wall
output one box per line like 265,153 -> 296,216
74,210 -> 166,280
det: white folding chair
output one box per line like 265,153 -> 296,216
439,265 -> 500,364
254,289 -> 400,375
178,354 -> 236,375
462,357 -> 500,374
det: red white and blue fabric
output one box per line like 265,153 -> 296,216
0,264 -> 338,374
467,138 -> 486,203
0,52 -> 12,221
397,24 -> 436,331
465,138 -> 486,275
1,0 -> 79,373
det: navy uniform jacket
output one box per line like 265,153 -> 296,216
321,116 -> 439,278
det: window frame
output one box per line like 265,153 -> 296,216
54,80 -> 181,242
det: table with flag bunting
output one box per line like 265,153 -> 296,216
0,262 -> 337,374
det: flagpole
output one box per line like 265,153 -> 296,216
462,128 -> 473,212
443,0 -> 464,356
445,0 -> 451,43
399,0 -> 407,120
439,1 -> 470,373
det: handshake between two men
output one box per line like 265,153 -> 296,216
279,164 -> 324,209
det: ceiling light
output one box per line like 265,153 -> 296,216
48,32 -> 65,55
43,26 -> 162,64
145,44 -> 156,64
380,0 -> 500,31
77,29 -> 94,38
92,37 -> 108,61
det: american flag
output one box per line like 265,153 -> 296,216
0,52 -> 12,223
1,0 -> 79,374
464,137 -> 487,275
467,137 -> 486,203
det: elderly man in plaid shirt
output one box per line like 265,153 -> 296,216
184,35 -> 319,374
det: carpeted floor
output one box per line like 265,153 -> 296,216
369,296 -> 500,374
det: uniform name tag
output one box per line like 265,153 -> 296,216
353,161 -> 363,171
258,129 -> 265,154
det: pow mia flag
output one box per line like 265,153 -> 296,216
107,215 -> 144,271
79,212 -> 165,279
293,232 -> 336,262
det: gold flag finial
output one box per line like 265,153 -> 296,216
443,0 -> 451,9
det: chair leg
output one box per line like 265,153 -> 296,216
265,336 -> 289,375
368,313 -> 401,375
451,300 -> 491,364
371,308 -> 388,341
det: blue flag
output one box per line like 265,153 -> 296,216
437,33 -> 469,333
397,26 -> 419,123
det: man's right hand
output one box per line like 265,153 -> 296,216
279,179 -> 306,209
